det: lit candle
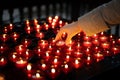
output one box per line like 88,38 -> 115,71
36,32 -> 44,39
15,58 -> 27,68
3,27 -> 8,33
83,36 -> 91,41
0,45 -> 6,53
62,62 -> 70,74
92,34 -> 98,39
83,41 -> 92,47
48,16 -> 52,23
41,63 -> 47,71
44,24 -> 49,30
10,52 -> 18,62
44,51 -> 51,61
38,40 -> 48,49
22,39 -> 31,48
99,36 -> 108,42
94,52 -> 104,62
26,63 -> 32,73
32,70 -> 45,80
49,67 -> 58,79
56,40 -> 65,47
112,46 -> 120,55
1,34 -> 9,42
0,57 -> 7,66
25,26 -> 32,34
73,58 -> 82,69
9,23 -> 13,31
74,51 -> 83,57
35,25 -> 41,33
101,42 -> 110,49
16,45 -> 26,54
11,32 -> 19,41
64,55 -> 70,62
25,20 -> 30,26
33,19 -> 38,25
86,56 -> 92,65
67,46 -> 73,52
92,39 -> 99,45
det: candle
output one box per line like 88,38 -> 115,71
9,23 -> 13,31
26,63 -> 32,73
83,41 -> 92,47
92,34 -> 98,39
16,45 -> 26,54
92,39 -> 99,45
31,70 -> 45,80
62,62 -> 70,74
0,45 -> 5,53
73,58 -> 82,69
22,39 -> 31,48
0,57 -> 7,66
94,52 -> 104,62
3,27 -> 8,33
101,42 -> 110,49
48,16 -> 52,23
15,58 -> 27,68
56,40 -> 65,47
10,52 -> 18,62
99,36 -> 108,42
36,32 -> 44,39
49,67 -> 58,79
25,26 -> 32,34
35,25 -> 41,33
44,51 -> 51,61
44,24 -> 49,30
38,40 -> 48,49
11,32 -> 19,41
67,46 -> 73,52
83,36 -> 91,41
74,51 -> 83,57
33,19 -> 38,25
25,20 -> 30,26
64,55 -> 71,62
41,63 -> 47,71
86,56 -> 92,65
112,46 -> 120,55
1,34 -> 9,42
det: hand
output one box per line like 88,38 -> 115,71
55,21 -> 81,45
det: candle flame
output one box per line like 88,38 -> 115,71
51,68 -> 55,73
36,73 -> 40,78
27,64 -> 32,71
0,58 -> 4,62
42,63 -> 46,68
64,64 -> 68,69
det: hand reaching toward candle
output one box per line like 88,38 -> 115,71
55,21 -> 82,45
55,0 -> 120,45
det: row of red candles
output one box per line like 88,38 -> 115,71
0,16 -> 120,80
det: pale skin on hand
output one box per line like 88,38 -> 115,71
55,21 -> 81,45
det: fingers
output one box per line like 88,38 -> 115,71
65,34 -> 73,45
54,31 -> 62,41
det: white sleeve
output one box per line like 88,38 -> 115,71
78,0 -> 120,36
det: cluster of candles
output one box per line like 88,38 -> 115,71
0,16 -> 120,80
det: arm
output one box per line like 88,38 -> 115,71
77,0 -> 120,36
55,0 -> 120,45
